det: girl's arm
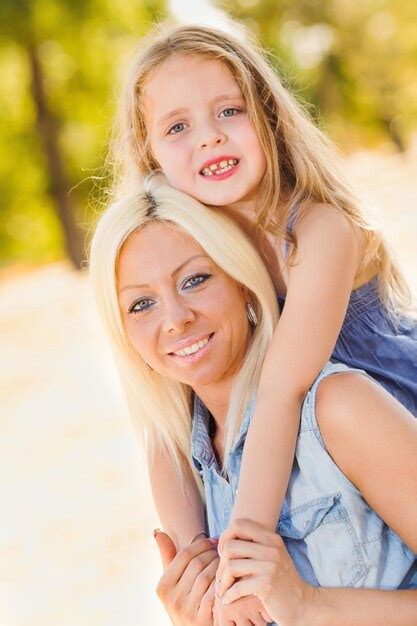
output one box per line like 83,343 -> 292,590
225,205 -> 362,531
309,584 -> 417,626
218,520 -> 417,626
148,446 -> 206,550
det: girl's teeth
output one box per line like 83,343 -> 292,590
202,159 -> 238,176
174,337 -> 209,357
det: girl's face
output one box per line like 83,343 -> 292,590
117,221 -> 250,394
143,54 -> 267,210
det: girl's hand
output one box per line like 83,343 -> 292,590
213,590 -> 271,626
217,519 -> 315,626
154,531 -> 219,626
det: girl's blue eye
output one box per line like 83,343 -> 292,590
219,108 -> 239,118
129,298 -> 154,314
168,122 -> 186,135
183,273 -> 210,289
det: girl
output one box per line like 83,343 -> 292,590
109,19 -> 417,613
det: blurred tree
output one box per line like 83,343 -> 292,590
0,0 -> 166,269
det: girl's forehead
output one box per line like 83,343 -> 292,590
143,54 -> 245,131
144,53 -> 242,101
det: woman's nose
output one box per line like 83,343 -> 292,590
162,298 -> 195,334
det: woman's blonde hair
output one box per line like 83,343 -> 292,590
90,172 -> 278,496
109,20 -> 412,316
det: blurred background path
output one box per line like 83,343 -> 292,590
1,145 -> 416,626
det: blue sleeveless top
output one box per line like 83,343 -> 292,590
192,362 -> 417,604
279,209 -> 417,416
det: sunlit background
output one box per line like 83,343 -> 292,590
1,1 -> 417,624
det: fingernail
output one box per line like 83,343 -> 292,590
153,528 -> 162,538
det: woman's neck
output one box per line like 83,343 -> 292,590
193,375 -> 234,431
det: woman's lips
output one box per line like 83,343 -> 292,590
169,333 -> 214,364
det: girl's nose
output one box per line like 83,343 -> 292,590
197,123 -> 227,150
162,298 -> 195,334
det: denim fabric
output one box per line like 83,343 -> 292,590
191,362 -> 417,605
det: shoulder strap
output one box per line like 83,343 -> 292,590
284,202 -> 300,259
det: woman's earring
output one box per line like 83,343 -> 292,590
246,303 -> 258,327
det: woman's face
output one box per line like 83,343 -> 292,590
117,221 -> 251,393
143,54 -> 267,209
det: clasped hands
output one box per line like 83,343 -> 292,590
154,519 -> 316,626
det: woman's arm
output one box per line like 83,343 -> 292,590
218,519 -> 417,626
149,446 -> 206,550
316,370 -> 417,551
220,204 -> 362,535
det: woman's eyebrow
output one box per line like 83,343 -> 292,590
118,254 -> 209,294
158,93 -> 243,126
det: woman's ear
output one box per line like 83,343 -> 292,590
240,284 -> 250,300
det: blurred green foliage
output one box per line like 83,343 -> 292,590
1,0 -> 416,268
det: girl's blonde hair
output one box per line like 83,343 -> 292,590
109,20 -> 412,316
90,172 -> 278,496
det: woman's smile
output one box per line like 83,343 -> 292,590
168,332 -> 215,363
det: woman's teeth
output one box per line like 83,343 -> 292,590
201,159 -> 238,176
173,337 -> 209,357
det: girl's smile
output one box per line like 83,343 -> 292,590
143,54 -> 266,212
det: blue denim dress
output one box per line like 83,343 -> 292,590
191,363 -> 417,605
279,210 -> 417,416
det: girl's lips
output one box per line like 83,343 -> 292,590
199,161 -> 240,181
169,333 -> 214,364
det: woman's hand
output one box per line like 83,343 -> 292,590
217,519 -> 316,626
154,530 -> 218,625
213,592 -> 271,626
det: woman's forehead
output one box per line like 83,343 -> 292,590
118,221 -> 210,284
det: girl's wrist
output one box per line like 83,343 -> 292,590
299,586 -> 327,626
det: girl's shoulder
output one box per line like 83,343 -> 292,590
290,199 -> 360,239
290,200 -> 373,280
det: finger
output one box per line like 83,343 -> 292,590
217,541 -> 278,597
189,553 -> 219,606
216,569 -> 236,598
154,531 -> 177,570
160,538 -> 215,589
223,558 -> 274,580
213,594 -> 235,626
198,577 -> 216,623
176,547 -> 218,598
222,539 -> 279,562
225,519 -> 282,548
222,576 -> 265,605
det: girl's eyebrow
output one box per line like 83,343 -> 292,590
158,92 -> 244,126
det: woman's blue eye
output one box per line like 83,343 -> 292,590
129,298 -> 153,314
168,122 -> 185,135
183,273 -> 210,289
219,108 -> 239,118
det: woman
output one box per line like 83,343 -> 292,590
90,173 -> 417,626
